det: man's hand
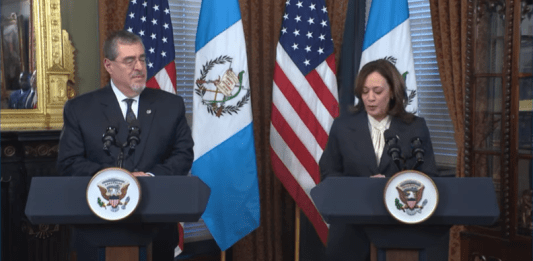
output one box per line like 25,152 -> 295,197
132,171 -> 151,177
370,174 -> 386,178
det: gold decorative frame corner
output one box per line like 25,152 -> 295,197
1,0 -> 76,131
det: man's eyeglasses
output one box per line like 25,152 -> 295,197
112,57 -> 148,68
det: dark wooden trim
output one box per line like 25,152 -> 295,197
463,0 -> 476,177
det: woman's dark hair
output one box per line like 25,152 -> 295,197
351,59 -> 414,123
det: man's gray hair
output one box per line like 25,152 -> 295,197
104,30 -> 145,61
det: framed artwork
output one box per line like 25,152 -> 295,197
0,0 -> 76,131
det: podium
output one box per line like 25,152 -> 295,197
25,176 -> 210,261
311,177 -> 499,261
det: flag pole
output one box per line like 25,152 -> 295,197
295,205 -> 300,261
220,250 -> 226,261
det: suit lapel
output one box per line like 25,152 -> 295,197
350,112 -> 380,173
99,85 -> 125,130
134,89 -> 156,165
378,116 -> 406,172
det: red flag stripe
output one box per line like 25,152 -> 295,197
146,62 -> 177,94
271,105 -> 321,184
276,45 -> 336,133
178,222 -> 184,250
274,63 -> 329,149
164,62 -> 177,92
326,54 -> 336,75
146,76 -> 161,90
271,148 -> 328,245
305,69 -> 339,118
272,85 -> 323,164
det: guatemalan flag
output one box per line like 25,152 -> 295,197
192,0 -> 260,251
360,0 -> 417,112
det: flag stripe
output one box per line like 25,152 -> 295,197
274,63 -> 329,149
325,54 -> 336,75
153,62 -> 177,94
270,146 -> 328,245
276,44 -> 335,135
195,0 -> 240,51
362,0 -> 409,50
305,67 -> 338,118
360,0 -> 418,113
270,125 -> 319,197
271,105 -> 321,184
272,82 -> 322,163
165,62 -> 177,91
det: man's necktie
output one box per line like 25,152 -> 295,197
25,91 -> 34,109
124,98 -> 136,124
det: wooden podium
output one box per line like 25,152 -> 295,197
25,176 -> 210,261
311,177 -> 499,261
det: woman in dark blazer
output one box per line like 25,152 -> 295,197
319,59 -> 438,261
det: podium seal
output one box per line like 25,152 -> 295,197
383,170 -> 438,224
86,168 -> 141,221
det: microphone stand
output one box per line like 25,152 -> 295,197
117,149 -> 125,169
101,124 -> 141,169
411,137 -> 424,170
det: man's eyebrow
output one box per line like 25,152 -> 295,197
122,54 -> 146,60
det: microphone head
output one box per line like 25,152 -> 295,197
384,129 -> 399,143
411,137 -> 423,146
106,126 -> 117,134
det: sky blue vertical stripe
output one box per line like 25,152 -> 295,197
191,124 -> 260,250
195,0 -> 241,52
362,0 -> 409,51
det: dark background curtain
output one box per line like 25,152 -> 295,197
429,1 -> 468,261
98,0 -> 130,88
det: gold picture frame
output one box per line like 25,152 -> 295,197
1,0 -> 75,131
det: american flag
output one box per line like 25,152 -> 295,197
125,0 -> 177,94
270,0 -> 339,245
124,0 -> 183,256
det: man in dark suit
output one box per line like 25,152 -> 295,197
8,71 -> 35,109
57,30 -> 193,261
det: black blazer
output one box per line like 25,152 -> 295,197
319,111 -> 438,261
320,110 -> 438,179
57,85 -> 194,177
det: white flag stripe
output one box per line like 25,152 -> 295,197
276,44 -> 334,132
272,83 -> 324,161
154,69 -> 176,94
270,124 -> 318,195
314,59 -> 339,102
360,20 -> 418,111
193,20 -> 252,161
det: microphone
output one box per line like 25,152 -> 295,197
411,137 -> 425,169
384,129 -> 402,171
102,126 -> 117,152
127,120 -> 141,152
